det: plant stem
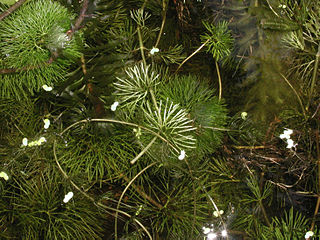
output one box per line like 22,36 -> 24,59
307,43 -> 320,111
175,38 -> 210,74
215,60 -> 222,101
114,162 -> 156,240
154,0 -> 167,48
60,118 -> 179,154
0,0 -> 27,21
137,26 -> 147,68
259,200 -> 271,227
280,73 -> 306,119
122,174 -> 163,209
130,136 -> 157,164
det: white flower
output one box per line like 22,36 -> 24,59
280,129 -> 293,139
42,85 -> 53,91
213,210 -> 224,217
221,229 -> 227,237
207,232 -> 217,239
63,192 -> 74,203
0,171 -> 9,181
178,150 -> 185,160
241,112 -> 247,120
38,137 -> 46,144
150,47 -> 159,55
111,101 -> 119,111
22,137 -> 28,146
305,231 -> 314,239
286,139 -> 296,149
202,227 -> 211,234
43,119 -> 50,129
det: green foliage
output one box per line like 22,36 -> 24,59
201,20 -> 233,62
159,74 -> 227,155
1,170 -> 104,239
140,99 -> 196,161
114,63 -> 160,113
0,0 -> 16,5
261,208 -> 316,240
58,130 -> 138,182
0,0 -> 82,99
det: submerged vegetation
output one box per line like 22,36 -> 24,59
0,0 -> 320,239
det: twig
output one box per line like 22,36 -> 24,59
175,38 -> 210,74
154,0 -> 167,48
69,0 -> 89,38
122,174 -> 163,209
0,0 -> 27,21
232,145 -> 267,149
130,136 -> 156,164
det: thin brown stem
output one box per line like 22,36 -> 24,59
0,0 -> 27,21
122,174 -> 163,209
154,0 -> 167,48
175,39 -> 210,74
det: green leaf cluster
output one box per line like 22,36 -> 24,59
0,0 -> 82,99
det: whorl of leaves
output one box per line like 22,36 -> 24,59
0,0 -> 82,99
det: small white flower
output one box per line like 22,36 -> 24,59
22,138 -> 28,146
202,227 -> 211,234
43,119 -> 50,129
150,47 -> 159,55
38,137 -> 46,144
286,139 -> 296,149
213,210 -> 224,217
42,85 -> 53,91
241,112 -> 248,120
280,129 -> 293,139
221,229 -> 227,237
63,192 -> 74,203
305,231 -> 314,239
111,101 -> 119,111
178,150 -> 185,160
0,171 -> 9,181
207,232 -> 217,239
